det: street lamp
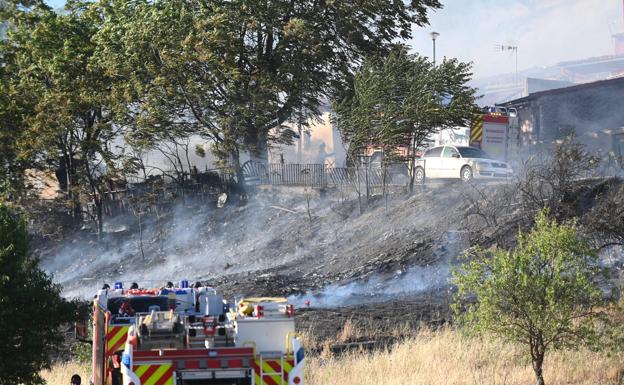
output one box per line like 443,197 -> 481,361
430,31 -> 440,66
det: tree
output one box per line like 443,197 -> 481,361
333,46 -> 478,191
0,205 -> 77,385
1,0 -> 122,234
452,209 -> 605,385
93,0 -> 442,179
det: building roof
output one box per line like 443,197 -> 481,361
557,54 -> 624,75
498,76 -> 624,107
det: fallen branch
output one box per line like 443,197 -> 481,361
271,205 -> 297,214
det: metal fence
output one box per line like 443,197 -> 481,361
242,161 -> 409,189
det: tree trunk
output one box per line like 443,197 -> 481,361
61,154 -> 82,227
96,195 -> 103,236
532,352 -> 546,385
533,356 -> 545,385
408,135 -> 417,193
229,147 -> 246,198
355,161 -> 363,215
382,162 -> 388,210
249,138 -> 269,164
83,158 -> 103,237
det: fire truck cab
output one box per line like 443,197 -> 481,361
87,281 -> 305,385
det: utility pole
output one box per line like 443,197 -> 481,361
430,32 -> 440,66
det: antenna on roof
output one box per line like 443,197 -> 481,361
495,44 -> 519,90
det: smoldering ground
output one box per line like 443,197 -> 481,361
37,159 -> 624,312
37,183 -> 471,301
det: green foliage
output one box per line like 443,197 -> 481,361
1,0 -> 444,222
93,0 -> 442,166
1,0 -> 124,231
452,208 -> 605,385
0,205 -> 79,385
332,46 -> 478,187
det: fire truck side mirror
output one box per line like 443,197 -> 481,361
74,319 -> 92,343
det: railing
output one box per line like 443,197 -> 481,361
242,161 -> 409,189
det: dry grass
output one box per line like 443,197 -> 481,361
43,328 -> 624,385
307,327 -> 624,385
41,362 -> 90,385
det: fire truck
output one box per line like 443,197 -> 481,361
79,280 -> 305,385
468,106 -> 517,162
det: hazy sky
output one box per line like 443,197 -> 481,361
44,0 -> 624,79
409,0 -> 624,78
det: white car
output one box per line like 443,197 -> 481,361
414,145 -> 513,182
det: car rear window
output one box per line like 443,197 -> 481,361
424,147 -> 443,158
457,147 -> 491,159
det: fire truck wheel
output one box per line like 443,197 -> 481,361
414,167 -> 425,184
461,166 -> 473,182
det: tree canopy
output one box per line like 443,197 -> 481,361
333,46 -> 478,189
93,0 -> 442,167
0,0 -> 446,229
1,0 -> 121,233
452,209 -> 605,385
1,0 -> 445,229
0,205 -> 77,385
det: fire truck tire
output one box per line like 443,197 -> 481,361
461,166 -> 473,182
414,167 -> 425,184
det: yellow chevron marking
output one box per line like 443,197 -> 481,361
264,374 -> 283,385
471,126 -> 483,141
143,364 -> 171,385
107,327 -> 128,350
134,365 -> 149,377
262,360 -> 280,374
470,116 -> 484,142
283,359 -> 293,373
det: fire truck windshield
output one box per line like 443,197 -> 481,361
107,296 -> 170,315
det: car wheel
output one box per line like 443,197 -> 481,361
460,166 -> 473,182
414,167 -> 425,184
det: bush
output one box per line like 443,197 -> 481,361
452,209 -> 605,385
0,205 -> 77,385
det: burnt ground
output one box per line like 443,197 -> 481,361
40,177 -> 624,351
294,295 -> 451,352
39,183 -> 467,298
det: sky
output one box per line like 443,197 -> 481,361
409,0 -> 624,78
44,0 -> 624,79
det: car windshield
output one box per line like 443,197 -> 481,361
108,296 -> 170,315
457,147 -> 491,159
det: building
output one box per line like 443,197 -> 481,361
475,1 -> 624,106
268,110 -> 347,167
498,76 -> 624,161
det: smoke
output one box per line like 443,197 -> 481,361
41,192 -> 315,298
39,181 -> 471,302
288,263 -> 451,308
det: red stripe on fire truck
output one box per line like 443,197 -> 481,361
133,363 -> 174,385
253,358 -> 294,385
106,325 -> 129,356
